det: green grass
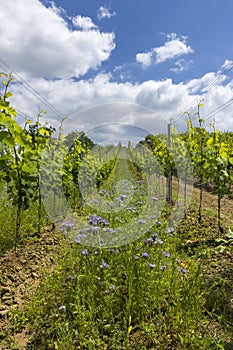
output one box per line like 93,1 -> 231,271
0,186 -> 48,256
25,228 -> 221,350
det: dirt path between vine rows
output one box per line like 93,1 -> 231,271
0,229 -> 67,350
0,183 -> 233,350
173,177 -> 233,228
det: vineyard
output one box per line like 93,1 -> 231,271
1,74 -> 233,349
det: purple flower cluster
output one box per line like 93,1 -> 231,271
126,206 -> 137,212
144,237 -> 154,246
144,233 -> 163,245
99,261 -> 110,269
74,235 -> 82,243
149,263 -> 156,269
81,249 -> 89,256
178,267 -> 187,274
104,285 -> 115,294
59,305 -> 66,310
163,251 -> 170,257
88,214 -> 109,226
60,220 -> 74,232
73,233 -> 87,244
116,193 -> 128,202
142,252 -> 148,258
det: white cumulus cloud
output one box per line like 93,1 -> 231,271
154,36 -> 193,63
187,72 -> 227,94
97,6 -> 116,20
170,59 -> 194,73
72,15 -> 97,31
8,66 -> 233,135
136,33 -> 194,68
136,52 -> 153,68
0,0 -> 115,79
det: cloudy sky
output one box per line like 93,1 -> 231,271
1,0 -> 233,141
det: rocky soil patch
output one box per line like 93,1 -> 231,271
0,228 -> 66,350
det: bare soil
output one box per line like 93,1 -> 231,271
0,228 -> 66,350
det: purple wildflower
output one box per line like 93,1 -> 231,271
99,262 -> 109,269
163,251 -> 170,257
149,263 -> 156,269
59,305 -> 66,310
88,214 -> 109,226
61,220 -> 74,232
73,235 -> 82,243
81,249 -> 88,256
126,206 -> 137,212
178,267 -> 187,274
62,220 -> 74,228
107,228 -> 116,234
160,265 -> 166,271
144,237 -> 154,245
142,252 -> 148,258
116,194 -> 128,202
120,194 -> 127,200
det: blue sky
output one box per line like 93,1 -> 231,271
1,0 -> 233,141
48,0 -> 233,83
